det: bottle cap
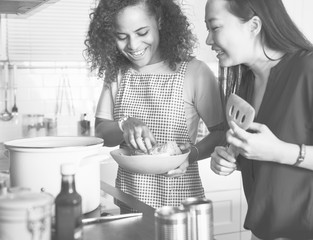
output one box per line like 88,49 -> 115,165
60,163 -> 77,175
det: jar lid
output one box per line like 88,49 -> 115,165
0,191 -> 53,210
61,163 -> 77,175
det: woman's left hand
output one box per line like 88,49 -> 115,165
164,143 -> 191,178
227,121 -> 282,162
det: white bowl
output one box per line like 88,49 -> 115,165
110,148 -> 190,174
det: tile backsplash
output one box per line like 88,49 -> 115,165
0,66 -> 103,142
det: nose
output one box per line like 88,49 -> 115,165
127,36 -> 140,50
206,32 -> 214,46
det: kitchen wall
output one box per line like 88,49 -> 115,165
0,66 -> 102,142
1,0 -> 312,143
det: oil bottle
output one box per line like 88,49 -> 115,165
55,163 -> 83,240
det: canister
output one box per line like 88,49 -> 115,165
181,197 -> 214,240
155,206 -> 188,240
0,191 -> 54,240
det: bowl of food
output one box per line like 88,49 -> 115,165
110,142 -> 190,174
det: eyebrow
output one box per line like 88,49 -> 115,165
116,26 -> 149,34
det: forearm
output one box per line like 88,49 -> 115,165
189,127 -> 226,163
95,118 -> 124,147
275,141 -> 313,171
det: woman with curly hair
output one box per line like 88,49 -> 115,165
85,0 -> 225,213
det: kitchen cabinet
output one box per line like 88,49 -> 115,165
198,159 -> 251,239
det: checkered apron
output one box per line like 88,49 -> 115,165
113,61 -> 204,212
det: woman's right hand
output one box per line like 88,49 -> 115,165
210,146 -> 237,176
122,117 -> 157,153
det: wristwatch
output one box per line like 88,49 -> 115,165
118,115 -> 130,132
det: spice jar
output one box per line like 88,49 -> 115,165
0,190 -> 53,240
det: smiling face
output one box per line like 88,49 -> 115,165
114,3 -> 162,69
205,0 -> 256,67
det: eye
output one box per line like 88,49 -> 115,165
116,34 -> 128,41
137,30 -> 148,37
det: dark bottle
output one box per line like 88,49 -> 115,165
55,163 -> 83,240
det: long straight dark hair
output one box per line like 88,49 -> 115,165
219,0 -> 313,106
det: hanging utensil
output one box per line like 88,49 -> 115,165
1,63 -> 13,121
11,65 -> 18,116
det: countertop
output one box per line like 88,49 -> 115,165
83,181 -> 156,240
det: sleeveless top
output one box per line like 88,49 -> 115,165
113,61 -> 205,212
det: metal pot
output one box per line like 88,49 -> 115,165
4,136 -> 105,214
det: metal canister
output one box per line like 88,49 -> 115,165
181,197 -> 214,240
155,206 -> 188,240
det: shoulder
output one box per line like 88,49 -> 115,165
185,58 -> 214,75
288,50 -> 313,72
184,58 -> 215,85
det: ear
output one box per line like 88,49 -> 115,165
249,16 -> 262,36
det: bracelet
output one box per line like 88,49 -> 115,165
294,144 -> 306,166
118,115 -> 130,132
190,144 -> 199,163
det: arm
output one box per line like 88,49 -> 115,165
228,121 -> 313,171
95,117 -> 124,147
187,59 -> 227,163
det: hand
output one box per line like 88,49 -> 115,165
227,121 -> 282,162
210,146 -> 237,176
163,143 -> 191,178
122,117 -> 156,153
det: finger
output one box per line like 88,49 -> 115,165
210,159 -> 236,176
128,132 -> 139,149
216,146 -> 237,164
210,160 -> 234,176
143,137 -> 153,151
136,137 -> 147,152
248,122 -> 264,133
229,121 -> 249,142
178,143 -> 191,151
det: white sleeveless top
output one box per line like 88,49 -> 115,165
113,61 -> 204,211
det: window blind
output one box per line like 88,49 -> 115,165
6,0 -> 97,62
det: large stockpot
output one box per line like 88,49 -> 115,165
4,136 -> 106,214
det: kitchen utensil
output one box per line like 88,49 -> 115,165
225,93 -> 255,156
0,190 -> 53,240
0,63 -> 13,121
226,93 -> 255,129
4,136 -> 109,214
181,197 -> 214,240
110,148 -> 190,174
11,65 -> 18,116
82,213 -> 142,225
155,206 -> 188,240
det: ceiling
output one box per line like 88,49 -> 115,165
0,0 -> 59,16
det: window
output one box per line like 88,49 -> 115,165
2,0 -> 97,63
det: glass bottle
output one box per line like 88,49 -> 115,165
55,163 -> 83,240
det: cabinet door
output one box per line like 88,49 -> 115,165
206,190 -> 241,235
215,232 -> 241,240
198,159 -> 241,235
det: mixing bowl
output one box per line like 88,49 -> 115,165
110,148 -> 190,174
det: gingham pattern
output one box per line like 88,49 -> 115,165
113,62 -> 204,212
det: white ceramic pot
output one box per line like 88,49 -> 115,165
4,136 -> 105,214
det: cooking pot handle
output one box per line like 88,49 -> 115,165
80,152 -> 112,166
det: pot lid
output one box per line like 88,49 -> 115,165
4,136 -> 104,150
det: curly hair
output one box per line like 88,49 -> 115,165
84,0 -> 197,84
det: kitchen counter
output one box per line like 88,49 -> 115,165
83,181 -> 156,240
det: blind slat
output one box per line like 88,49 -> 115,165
7,0 -> 95,62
